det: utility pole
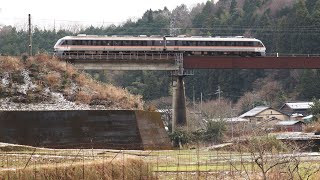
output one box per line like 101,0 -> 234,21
170,13 -> 177,36
28,14 -> 32,56
215,85 -> 223,103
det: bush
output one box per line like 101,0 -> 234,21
203,120 -> 226,143
169,128 -> 191,148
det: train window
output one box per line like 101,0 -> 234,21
244,41 -> 253,46
63,40 -> 68,45
176,40 -> 181,46
123,41 -> 131,46
208,41 -> 217,46
258,42 -> 264,47
253,42 -> 263,47
92,40 -> 97,46
142,41 -> 148,46
235,42 -> 243,46
154,40 -> 163,46
198,41 -> 206,46
225,42 -> 231,46
152,41 -> 155,46
216,41 -> 222,46
166,41 -> 175,46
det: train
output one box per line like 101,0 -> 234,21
54,35 -> 266,57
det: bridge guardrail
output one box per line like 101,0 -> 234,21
56,52 -> 181,61
266,53 -> 320,57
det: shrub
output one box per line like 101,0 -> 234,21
75,91 -> 92,104
45,72 -> 61,90
0,56 -> 23,72
169,128 -> 191,148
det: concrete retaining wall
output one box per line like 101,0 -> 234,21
0,110 -> 172,150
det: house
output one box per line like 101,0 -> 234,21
275,121 -> 305,132
280,102 -> 313,116
239,106 -> 289,122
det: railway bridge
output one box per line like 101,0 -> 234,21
58,53 -> 320,131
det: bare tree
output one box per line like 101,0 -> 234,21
233,135 -> 291,180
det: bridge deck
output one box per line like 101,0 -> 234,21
58,53 -> 320,70
184,56 -> 320,69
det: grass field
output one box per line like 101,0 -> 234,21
0,144 -> 319,179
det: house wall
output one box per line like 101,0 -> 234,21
256,109 -> 289,121
277,123 -> 304,132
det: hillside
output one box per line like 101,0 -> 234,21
0,55 -> 144,110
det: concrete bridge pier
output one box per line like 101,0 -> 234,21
172,75 -> 187,132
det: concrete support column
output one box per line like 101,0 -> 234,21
172,76 -> 187,132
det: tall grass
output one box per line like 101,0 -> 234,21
0,158 -> 154,179
0,56 -> 24,73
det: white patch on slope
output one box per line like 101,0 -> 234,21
18,69 -> 37,95
1,72 -> 10,87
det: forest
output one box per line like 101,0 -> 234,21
0,0 -> 320,113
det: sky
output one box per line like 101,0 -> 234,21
0,0 -> 215,29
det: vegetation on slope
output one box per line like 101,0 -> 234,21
0,55 -> 144,109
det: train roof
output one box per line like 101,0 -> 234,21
60,35 -> 262,42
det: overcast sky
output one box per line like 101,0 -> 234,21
0,0 -> 215,28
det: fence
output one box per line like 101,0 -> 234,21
1,143 -> 320,180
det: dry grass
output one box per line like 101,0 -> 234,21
0,56 -> 24,73
45,71 -> 61,89
0,158 -> 154,179
75,91 -> 92,104
304,121 -> 320,133
0,54 -> 144,109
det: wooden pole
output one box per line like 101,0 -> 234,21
28,14 -> 32,56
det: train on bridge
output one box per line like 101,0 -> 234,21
54,35 -> 266,58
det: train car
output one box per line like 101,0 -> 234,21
54,35 -> 266,57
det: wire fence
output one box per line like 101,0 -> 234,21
0,143 -> 320,179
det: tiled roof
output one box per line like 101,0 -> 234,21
284,102 -> 313,110
239,106 -> 270,118
276,121 -> 303,126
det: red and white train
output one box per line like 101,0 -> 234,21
54,35 -> 266,57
